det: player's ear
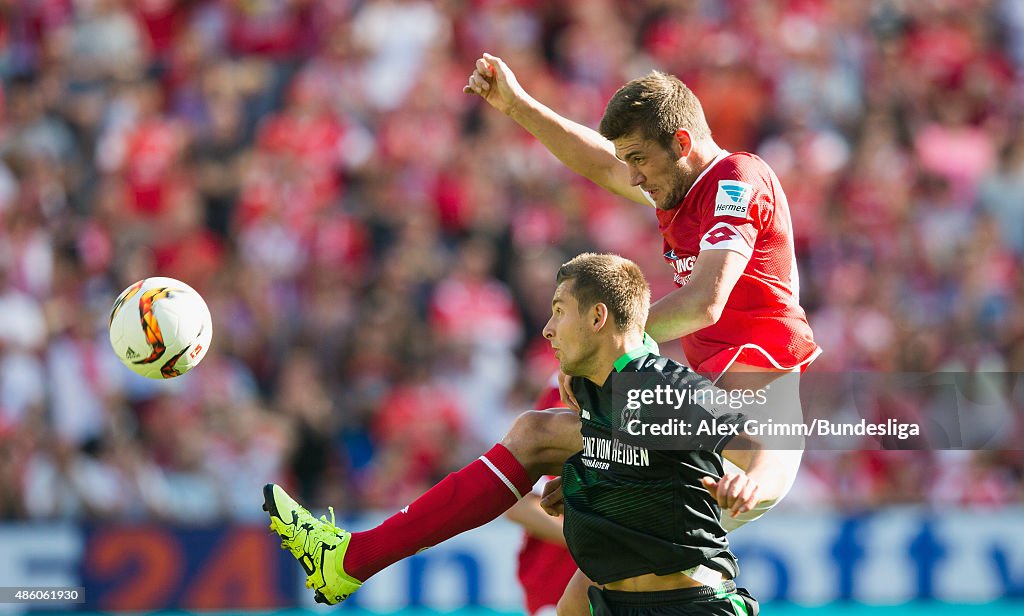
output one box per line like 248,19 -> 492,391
591,303 -> 609,332
673,129 -> 692,158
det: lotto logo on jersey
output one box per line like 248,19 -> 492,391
700,222 -> 754,259
705,226 -> 737,245
714,180 -> 753,218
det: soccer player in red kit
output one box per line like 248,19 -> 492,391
464,54 -> 819,387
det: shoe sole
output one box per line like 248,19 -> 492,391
262,484 -> 334,605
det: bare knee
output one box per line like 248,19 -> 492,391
501,410 -> 581,477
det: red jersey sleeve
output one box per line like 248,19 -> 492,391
697,174 -> 774,262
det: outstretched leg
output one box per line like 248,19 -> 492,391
265,409 -> 582,604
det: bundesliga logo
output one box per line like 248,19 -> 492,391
715,180 -> 753,218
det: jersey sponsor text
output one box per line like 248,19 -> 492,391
582,435 -> 650,467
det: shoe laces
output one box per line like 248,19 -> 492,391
307,506 -> 343,544
277,505 -> 342,550
320,507 -> 340,534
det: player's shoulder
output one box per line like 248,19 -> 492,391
633,354 -> 707,390
696,152 -> 777,220
711,152 -> 774,183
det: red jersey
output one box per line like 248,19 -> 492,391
656,151 -> 820,379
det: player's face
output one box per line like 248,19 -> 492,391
614,132 -> 694,210
543,281 -> 600,378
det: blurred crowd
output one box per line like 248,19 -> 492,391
1,0 -> 1024,522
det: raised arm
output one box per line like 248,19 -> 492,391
464,53 -> 650,206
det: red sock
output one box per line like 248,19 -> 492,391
343,444 -> 534,581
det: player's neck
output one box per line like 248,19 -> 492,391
677,140 -> 724,202
588,331 -> 646,387
691,140 -> 724,172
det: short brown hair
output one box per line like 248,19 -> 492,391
598,71 -> 711,148
556,253 -> 650,333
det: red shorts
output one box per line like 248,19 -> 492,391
694,343 -> 822,384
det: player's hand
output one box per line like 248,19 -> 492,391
558,371 -> 581,413
701,473 -> 760,518
540,476 -> 564,516
462,52 -> 525,115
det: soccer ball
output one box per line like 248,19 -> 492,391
108,277 -> 213,379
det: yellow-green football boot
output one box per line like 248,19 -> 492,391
263,484 -> 363,604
